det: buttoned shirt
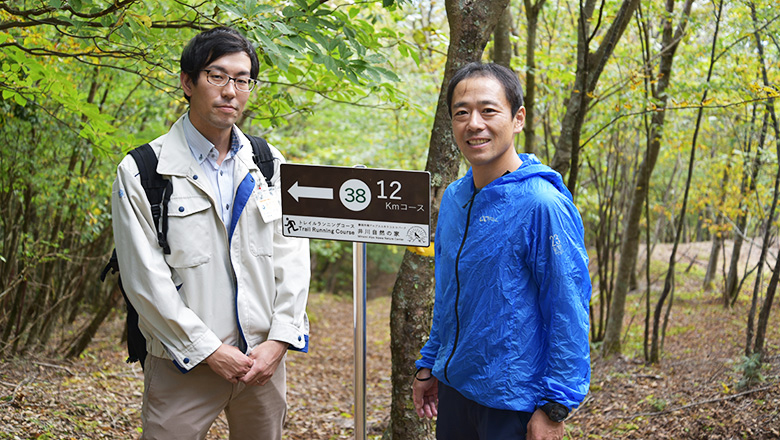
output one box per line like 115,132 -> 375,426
182,113 -> 242,228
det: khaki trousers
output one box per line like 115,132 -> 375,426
140,355 -> 286,440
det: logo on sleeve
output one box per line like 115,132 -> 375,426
550,234 -> 563,255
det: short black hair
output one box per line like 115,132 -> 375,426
180,26 -> 260,101
446,62 -> 524,117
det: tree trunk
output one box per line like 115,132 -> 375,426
649,0 -> 719,364
603,0 -> 694,356
550,0 -> 641,196
745,0 -> 780,360
65,283 -> 121,359
724,219 -> 747,304
586,127 -> 629,343
389,253 -> 436,439
725,108 -> 766,306
753,252 -> 778,360
0,182 -> 35,354
703,214 -> 724,291
703,167 -> 730,291
523,0 -> 547,156
389,1 -> 510,438
493,7 -> 513,68
23,73 -> 99,352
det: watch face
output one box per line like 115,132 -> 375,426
543,402 -> 569,422
550,405 -> 568,422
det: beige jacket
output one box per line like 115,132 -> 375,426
111,115 -> 310,371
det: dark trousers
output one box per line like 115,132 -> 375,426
436,382 -> 532,440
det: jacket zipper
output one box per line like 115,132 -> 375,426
444,190 -> 478,383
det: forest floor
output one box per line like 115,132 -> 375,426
1,242 -> 780,439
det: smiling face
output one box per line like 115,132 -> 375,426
180,51 -> 252,146
450,75 -> 525,188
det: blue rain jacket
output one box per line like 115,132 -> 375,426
416,154 -> 591,412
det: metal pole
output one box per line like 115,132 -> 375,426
353,241 -> 367,440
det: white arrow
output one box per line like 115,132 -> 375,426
288,181 -> 334,202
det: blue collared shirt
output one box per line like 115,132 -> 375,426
182,114 -> 243,229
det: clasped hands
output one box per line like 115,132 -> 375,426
205,341 -> 287,386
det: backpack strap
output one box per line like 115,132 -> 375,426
108,143 -> 172,366
100,143 -> 171,282
246,134 -> 275,187
99,248 -> 119,282
128,144 -> 173,255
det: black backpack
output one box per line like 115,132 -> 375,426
100,135 -> 275,367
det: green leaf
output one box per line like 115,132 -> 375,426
282,35 -> 306,54
13,93 -> 27,106
281,6 -> 302,18
372,66 -> 400,82
254,4 -> 274,14
272,22 -> 295,35
348,7 -> 360,19
223,5 -> 244,17
323,56 -> 338,75
256,32 -> 281,56
118,23 -> 133,40
345,69 -> 359,83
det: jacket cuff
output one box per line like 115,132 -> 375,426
536,383 -> 582,410
168,331 -> 222,371
268,321 -> 308,353
415,358 -> 434,371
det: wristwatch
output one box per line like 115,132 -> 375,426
540,401 -> 569,423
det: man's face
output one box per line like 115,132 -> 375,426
180,51 -> 252,141
450,75 -> 524,172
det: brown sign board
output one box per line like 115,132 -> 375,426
280,164 -> 430,246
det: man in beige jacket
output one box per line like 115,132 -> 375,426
111,27 -> 310,440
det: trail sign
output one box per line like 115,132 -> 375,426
280,163 -> 431,440
280,164 -> 430,246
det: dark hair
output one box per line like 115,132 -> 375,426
180,26 -> 260,101
446,62 -> 524,117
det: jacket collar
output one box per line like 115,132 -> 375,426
156,114 -> 259,177
454,153 -> 573,205
157,115 -> 200,177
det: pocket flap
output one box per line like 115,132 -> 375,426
168,196 -> 212,217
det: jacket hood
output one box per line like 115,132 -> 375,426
458,153 -> 573,203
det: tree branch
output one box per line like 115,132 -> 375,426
623,382 -> 779,420
0,41 -> 143,59
0,0 -> 138,20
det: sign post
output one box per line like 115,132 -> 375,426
280,163 -> 430,439
353,240 -> 366,439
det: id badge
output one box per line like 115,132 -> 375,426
257,187 -> 282,223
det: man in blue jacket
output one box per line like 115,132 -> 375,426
412,62 -> 591,440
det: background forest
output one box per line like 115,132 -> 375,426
1,0 -> 780,438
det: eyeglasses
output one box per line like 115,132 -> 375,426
201,69 -> 257,92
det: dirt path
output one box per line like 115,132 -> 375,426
1,281 -> 779,438
0,293 -> 392,439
